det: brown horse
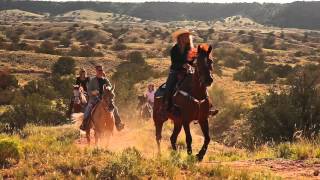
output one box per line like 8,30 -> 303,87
67,85 -> 87,117
153,44 -> 214,161
137,95 -> 152,120
73,85 -> 115,145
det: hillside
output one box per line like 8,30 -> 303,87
1,1 -> 320,30
0,4 -> 320,179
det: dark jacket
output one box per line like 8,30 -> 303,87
75,77 -> 89,92
170,44 -> 191,71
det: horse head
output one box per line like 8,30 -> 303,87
73,85 -> 87,105
102,84 -> 115,104
196,44 -> 214,87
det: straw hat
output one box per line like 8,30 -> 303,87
172,29 -> 192,40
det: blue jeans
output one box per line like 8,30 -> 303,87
84,96 -> 100,120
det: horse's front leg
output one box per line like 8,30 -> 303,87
170,122 -> 182,151
197,119 -> 210,161
183,120 -> 192,155
86,129 -> 91,144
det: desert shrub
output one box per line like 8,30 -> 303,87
21,80 -> 58,100
0,69 -> 19,105
214,48 -> 244,69
0,69 -> 18,90
223,56 -> 242,68
111,42 -> 127,51
263,32 -> 276,49
248,65 -> 320,142
36,40 -> 56,54
51,75 -> 74,100
0,92 -> 68,132
52,56 -> 75,76
208,85 -> 246,144
6,30 -> 20,44
59,37 -> 71,48
247,54 -> 266,71
0,138 -> 23,164
98,147 -> 143,179
212,58 -> 223,76
0,89 -> 16,105
267,64 -> 293,78
255,70 -> 277,84
128,51 -> 145,64
276,143 -> 292,159
233,66 -> 256,82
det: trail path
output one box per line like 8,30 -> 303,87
74,120 -> 320,179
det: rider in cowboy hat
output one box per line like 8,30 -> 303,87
164,29 -> 196,112
165,29 -> 219,117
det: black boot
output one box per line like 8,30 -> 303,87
80,117 -> 90,131
113,107 -> 124,131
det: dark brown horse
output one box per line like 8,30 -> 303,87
137,95 -> 152,120
153,44 -> 214,161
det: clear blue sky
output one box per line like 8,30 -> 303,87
40,0 -> 318,3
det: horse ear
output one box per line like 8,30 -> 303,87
208,45 -> 212,55
197,45 -> 201,52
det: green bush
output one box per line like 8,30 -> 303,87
255,70 -> 276,84
98,147 -> 143,179
223,56 -> 242,68
233,67 -> 256,82
0,138 -> 23,164
111,42 -> 127,51
0,70 -> 18,90
1,80 -> 68,131
52,56 -> 75,76
128,51 -> 145,64
36,40 -> 56,54
276,143 -> 292,159
249,65 -> 320,142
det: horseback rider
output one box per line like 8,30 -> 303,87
164,29 -> 219,117
145,83 -> 155,107
75,68 -> 89,93
80,65 -> 125,131
164,29 -> 196,112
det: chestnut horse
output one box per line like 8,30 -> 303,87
153,44 -> 214,161
73,85 -> 115,145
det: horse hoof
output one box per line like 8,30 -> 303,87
187,150 -> 192,155
196,154 -> 203,161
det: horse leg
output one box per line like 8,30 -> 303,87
183,121 -> 192,155
86,129 -> 91,144
170,122 -> 182,151
196,119 -> 210,161
94,130 -> 100,146
155,120 -> 164,154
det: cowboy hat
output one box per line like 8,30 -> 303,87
172,29 -> 193,40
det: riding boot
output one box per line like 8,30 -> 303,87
80,116 -> 90,131
113,106 -> 124,131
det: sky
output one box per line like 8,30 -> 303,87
38,0 -> 318,4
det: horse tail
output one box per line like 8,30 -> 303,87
71,113 -> 84,127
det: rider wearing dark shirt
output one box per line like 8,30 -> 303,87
75,77 -> 90,92
164,30 -> 194,111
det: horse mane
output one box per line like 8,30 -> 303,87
199,44 -> 209,52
